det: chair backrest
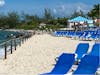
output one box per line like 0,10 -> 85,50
55,31 -> 60,36
55,31 -> 68,36
89,43 -> 100,57
75,43 -> 89,60
80,55 -> 99,69
56,53 -> 75,65
97,34 -> 100,39
51,53 -> 75,74
73,55 -> 99,74
75,31 -> 84,36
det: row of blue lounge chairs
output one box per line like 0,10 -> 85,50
41,43 -> 100,75
54,30 -> 100,40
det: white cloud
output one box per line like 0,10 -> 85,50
61,5 -> 65,11
52,2 -> 91,17
53,8 -> 57,14
0,0 -> 5,7
75,2 -> 90,12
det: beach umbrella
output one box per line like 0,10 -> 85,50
68,16 -> 89,22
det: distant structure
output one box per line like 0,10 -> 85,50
96,18 -> 100,26
39,23 -> 46,26
39,23 -> 46,29
68,16 -> 94,30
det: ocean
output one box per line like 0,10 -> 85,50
0,30 -> 21,58
0,30 -> 20,43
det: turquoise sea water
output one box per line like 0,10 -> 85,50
0,30 -> 19,44
0,30 -> 21,58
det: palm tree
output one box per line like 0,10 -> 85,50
88,4 -> 99,19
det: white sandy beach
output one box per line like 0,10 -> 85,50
0,34 -> 95,75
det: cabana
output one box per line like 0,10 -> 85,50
68,16 -> 94,30
88,20 -> 94,27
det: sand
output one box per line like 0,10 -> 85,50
0,34 -> 95,75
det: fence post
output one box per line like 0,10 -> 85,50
22,36 -> 24,44
19,37 -> 21,46
14,38 -> 16,50
24,35 -> 28,42
4,43 -> 7,59
10,40 -> 13,54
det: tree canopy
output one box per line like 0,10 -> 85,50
88,4 -> 99,19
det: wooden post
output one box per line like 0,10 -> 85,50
19,37 -> 21,46
22,37 -> 24,44
14,39 -> 16,50
25,36 -> 26,41
4,43 -> 7,59
11,40 -> 13,54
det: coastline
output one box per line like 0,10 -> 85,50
0,30 -> 33,59
4,29 -> 35,33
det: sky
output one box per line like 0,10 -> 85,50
0,0 -> 99,17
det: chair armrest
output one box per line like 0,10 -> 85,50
75,53 -> 78,59
55,57 -> 59,62
74,60 -> 80,65
96,67 -> 100,75
82,53 -> 87,57
70,65 -> 78,72
52,57 -> 59,66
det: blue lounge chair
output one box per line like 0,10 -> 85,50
55,43 -> 89,64
73,55 -> 99,75
75,43 -> 89,60
55,31 -> 61,36
41,43 -> 89,75
89,43 -> 100,57
56,43 -> 89,62
55,31 -> 68,37
88,31 -> 99,40
63,31 -> 67,36
89,33 -> 98,40
96,33 -> 100,40
41,53 -> 75,75
74,31 -> 84,38
80,31 -> 89,40
68,31 -> 75,38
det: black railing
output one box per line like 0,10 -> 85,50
0,31 -> 34,59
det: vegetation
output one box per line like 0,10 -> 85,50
0,8 -> 68,30
70,10 -> 87,19
87,4 -> 99,19
0,4 -> 99,30
87,4 -> 99,26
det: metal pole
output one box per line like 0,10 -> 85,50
4,43 -> 7,59
14,37 -> 16,50
19,37 -> 21,46
11,40 -> 13,54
